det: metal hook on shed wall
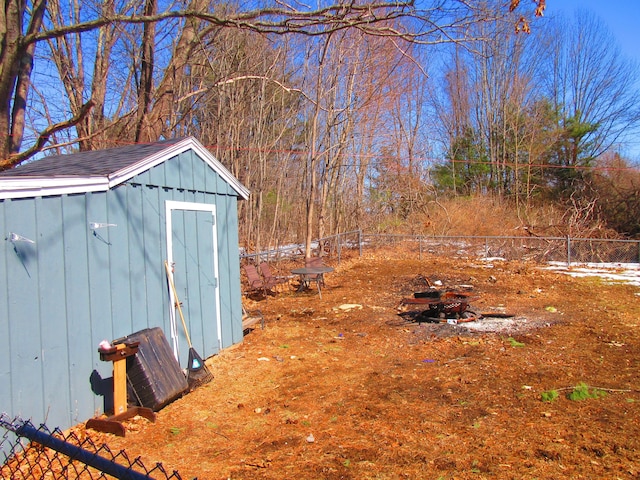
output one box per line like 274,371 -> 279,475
89,222 -> 117,245
8,232 -> 35,244
6,232 -> 36,277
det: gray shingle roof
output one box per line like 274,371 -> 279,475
0,136 -> 250,200
0,138 -> 184,177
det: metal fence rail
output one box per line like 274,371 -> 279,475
357,234 -> 640,265
241,230 -> 640,265
1,414 -> 189,480
243,231 -> 639,266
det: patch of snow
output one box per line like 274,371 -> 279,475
463,316 -> 538,333
543,262 -> 640,287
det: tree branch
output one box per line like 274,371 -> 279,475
3,100 -> 95,168
24,2 -> 500,46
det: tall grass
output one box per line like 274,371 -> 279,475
401,196 -> 571,237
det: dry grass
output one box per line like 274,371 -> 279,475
84,248 -> 640,480
397,196 -> 575,238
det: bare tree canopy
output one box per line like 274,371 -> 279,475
0,0 -> 545,168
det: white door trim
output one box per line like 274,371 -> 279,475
165,200 -> 221,360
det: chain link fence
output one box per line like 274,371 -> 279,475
242,231 -> 639,266
1,414 -> 189,479
241,230 -> 639,266
4,233 -> 637,477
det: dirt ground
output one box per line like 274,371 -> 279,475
92,248 -> 640,479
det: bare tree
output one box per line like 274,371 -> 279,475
44,0 -> 122,151
174,26 -> 302,253
541,10 -> 640,196
0,0 -> 545,168
592,152 -> 640,237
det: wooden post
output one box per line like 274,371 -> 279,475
86,341 -> 156,436
112,344 -> 128,415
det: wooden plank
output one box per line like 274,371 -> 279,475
242,310 -> 264,330
112,345 -> 128,416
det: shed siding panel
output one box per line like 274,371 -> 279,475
170,209 -> 189,364
129,151 -> 236,195
216,193 -> 231,347
194,192 -> 219,356
132,167 -> 150,186
1,144 -> 245,450
61,194 -> 94,422
217,193 -> 243,346
35,196 -> 73,426
140,185 -> 166,331
148,157 -> 167,186
126,184 -> 150,333
4,198 -> 43,420
205,160 -> 233,196
106,186 -> 134,336
191,151 -> 206,192
86,191 -> 115,369
158,186 -> 174,338
181,151 -> 195,192
164,154 -> 183,190
184,210 -> 206,356
85,191 -> 117,416
194,208 -> 218,356
0,202 -> 13,418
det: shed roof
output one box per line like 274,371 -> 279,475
0,137 -> 250,200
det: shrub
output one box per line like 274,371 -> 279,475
567,382 -> 607,401
541,389 -> 559,402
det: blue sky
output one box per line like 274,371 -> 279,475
544,1 -> 640,160
545,1 -> 640,65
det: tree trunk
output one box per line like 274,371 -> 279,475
134,0 -> 156,143
0,0 -> 46,167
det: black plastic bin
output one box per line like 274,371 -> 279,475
114,327 -> 188,411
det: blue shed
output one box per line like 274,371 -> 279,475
0,137 -> 250,434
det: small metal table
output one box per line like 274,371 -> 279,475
291,266 -> 334,298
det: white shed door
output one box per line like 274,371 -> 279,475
165,201 -> 221,365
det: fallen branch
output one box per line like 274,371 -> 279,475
554,386 -> 634,394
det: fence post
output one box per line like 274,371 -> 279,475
567,236 -> 571,266
358,230 -> 363,257
485,237 -> 489,259
337,233 -> 342,264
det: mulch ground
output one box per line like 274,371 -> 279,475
87,249 -> 640,479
